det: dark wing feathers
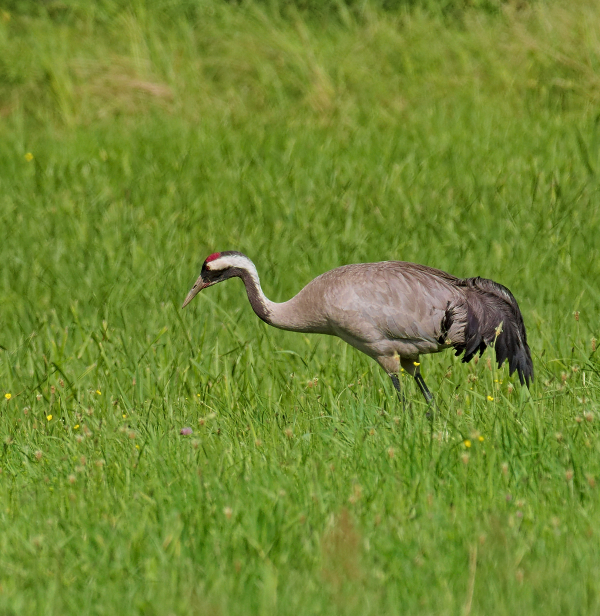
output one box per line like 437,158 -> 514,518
452,277 -> 533,386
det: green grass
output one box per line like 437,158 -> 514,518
1,0 -> 600,613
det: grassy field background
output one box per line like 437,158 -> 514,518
1,0 -> 600,613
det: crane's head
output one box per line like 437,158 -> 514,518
181,251 -> 250,308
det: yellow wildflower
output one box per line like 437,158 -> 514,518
96,390 -> 101,395
478,435 -> 484,442
487,395 -> 494,401
464,439 -> 471,448
46,415 -> 52,421
74,424 -> 79,430
122,413 -> 127,418
24,152 -> 33,162
4,393 -> 11,400
413,361 -> 420,366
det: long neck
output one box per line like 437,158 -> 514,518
237,266 -> 277,325
236,262 -> 328,333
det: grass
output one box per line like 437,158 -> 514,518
1,0 -> 600,613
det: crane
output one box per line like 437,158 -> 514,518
182,251 -> 533,406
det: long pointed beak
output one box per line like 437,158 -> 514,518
182,275 -> 208,309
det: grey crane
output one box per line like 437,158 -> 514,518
182,251 -> 533,405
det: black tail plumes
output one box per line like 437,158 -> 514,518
453,277 -> 534,386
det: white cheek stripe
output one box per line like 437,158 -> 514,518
206,255 -> 261,287
206,255 -> 252,271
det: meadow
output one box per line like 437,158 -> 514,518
1,0 -> 600,613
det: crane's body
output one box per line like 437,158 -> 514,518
183,251 -> 533,405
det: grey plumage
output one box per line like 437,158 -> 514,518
183,251 -> 533,404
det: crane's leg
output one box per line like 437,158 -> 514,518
389,373 -> 412,416
414,372 -> 434,404
377,356 -> 407,409
400,358 -> 436,416
389,374 -> 405,405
